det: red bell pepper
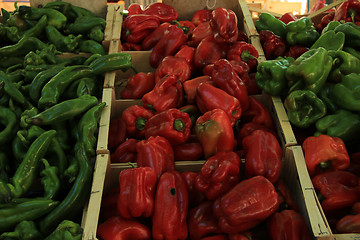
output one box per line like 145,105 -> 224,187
195,108 -> 235,158
111,138 -> 138,163
121,104 -> 154,138
97,216 -> 151,240
237,30 -> 249,42
229,60 -> 251,83
302,134 -> 350,176
259,30 -> 286,60
121,14 -> 160,43
183,76 -> 214,104
194,35 -> 227,69
181,171 -> 206,209
316,12 -> 335,32
174,142 -> 203,161
242,96 -> 276,130
192,9 -> 213,26
142,2 -> 178,23
191,21 -> 214,46
100,187 -> 119,220
144,108 -> 192,146
195,151 -> 241,200
196,82 -> 242,126
285,45 -> 309,59
279,12 -> 298,24
149,24 -> 188,68
188,201 -> 222,240
127,3 -> 143,16
336,211 -> 360,233
227,41 -> 259,71
312,170 -> 360,212
153,170 -> 188,240
179,20 -> 196,38
141,22 -> 171,50
136,136 -> 175,178
309,0 -> 326,14
118,167 -> 157,218
175,45 -> 196,73
334,0 -> 360,22
154,56 -> 191,83
108,117 -> 127,151
236,122 -> 276,148
267,209 -> 313,240
120,72 -> 155,99
247,72 -> 262,95
242,129 -> 282,183
275,179 -> 300,211
209,7 -> 239,44
212,59 -> 249,112
213,175 -> 280,233
142,74 -> 184,113
121,42 -> 142,51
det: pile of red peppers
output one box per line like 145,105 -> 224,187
97,2 -> 316,239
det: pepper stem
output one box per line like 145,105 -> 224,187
170,188 -> 176,196
135,117 -> 147,131
173,119 -> 185,132
241,50 -> 257,62
318,160 -> 331,170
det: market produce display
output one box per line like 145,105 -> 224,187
254,0 -> 360,235
98,2 -> 316,239
0,1 -> 136,238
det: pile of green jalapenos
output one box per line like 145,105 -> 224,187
0,2 -> 136,238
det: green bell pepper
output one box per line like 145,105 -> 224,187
286,47 -> 332,94
315,109 -> 360,143
255,56 -> 294,96
0,220 -> 42,240
318,83 -> 338,113
334,22 -> 360,48
343,46 -> 360,60
284,89 -> 327,128
327,50 -> 360,83
310,30 -> 345,51
331,73 -> 360,111
321,21 -> 341,35
44,220 -> 82,240
286,17 -> 319,47
255,12 -> 287,39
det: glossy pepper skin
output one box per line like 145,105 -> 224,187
284,90 -> 327,128
188,201 -> 222,240
335,23 -> 360,48
242,96 -> 275,130
144,108 -> 192,146
331,73 -> 360,111
259,30 -> 287,60
152,171 -> 189,240
196,82 -> 242,127
175,45 -> 196,73
142,2 -> 178,23
279,12 -> 298,24
181,171 -> 206,208
327,50 -> 360,83
336,209 -> 360,233
0,220 -> 42,240
315,109 -> 360,144
45,25 -> 81,52
267,209 -> 313,240
192,9 -> 213,26
122,104 -> 154,139
174,142 -> 203,160
97,216 -> 151,240
194,35 -> 227,69
310,30 -> 345,51
242,130 -> 282,183
255,13 -> 287,39
120,72 -> 155,99
136,136 -> 175,178
334,0 -> 360,22
213,176 -> 280,233
209,7 -> 239,44
142,74 -> 184,113
108,117 -> 127,151
195,151 -> 241,200
195,108 -> 235,159
149,24 -> 188,68
227,41 -> 259,71
141,22 -> 171,50
286,17 -> 320,47
286,47 -> 332,94
122,14 -> 160,43
118,167 -> 157,219
255,56 -> 294,96
312,170 -> 359,212
302,134 -> 350,176
44,220 -> 83,240
111,139 -> 138,163
285,45 -> 309,59
211,59 -> 249,112
154,56 -> 191,83
191,22 -> 214,46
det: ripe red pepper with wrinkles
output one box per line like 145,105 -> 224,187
259,30 -> 286,60
227,41 -> 259,71
121,14 -> 160,43
121,104 -> 154,138
111,138 -> 138,163
181,171 -> 206,208
175,45 -> 197,72
194,35 -> 227,69
142,2 -> 178,23
210,7 -> 239,44
120,72 -> 155,99
142,22 -> 171,50
192,9 -> 213,26
242,96 -> 276,130
191,21 -> 214,46
183,76 -> 214,104
154,56 -> 191,83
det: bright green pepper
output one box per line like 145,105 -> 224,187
284,89 -> 327,128
0,71 -> 32,108
0,220 -> 42,240
0,198 -> 58,232
327,50 -> 360,83
321,21 -> 341,35
331,73 -> 360,111
89,52 -> 136,75
286,47 -> 332,94
315,109 -> 360,143
334,22 -> 360,48
67,16 -> 105,35
45,25 -> 82,52
24,51 -> 47,66
21,14 -> 48,39
44,220 -> 82,240
0,37 -> 48,57
40,158 -> 60,200
343,46 -> 360,60
310,30 -> 345,51
286,17 -> 319,47
89,25 -> 105,43
255,56 -> 294,96
255,12 -> 287,39
78,39 -> 106,55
